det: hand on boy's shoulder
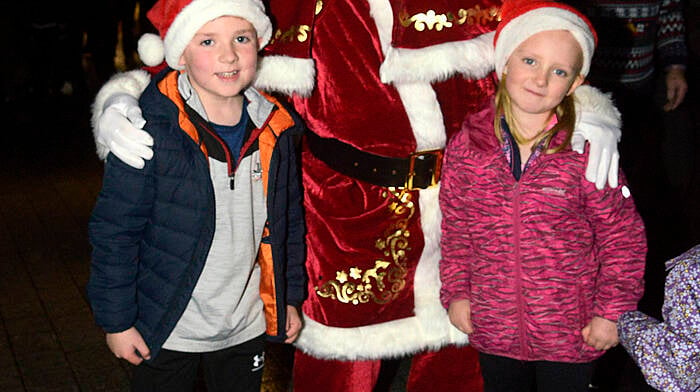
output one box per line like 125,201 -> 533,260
106,327 -> 151,365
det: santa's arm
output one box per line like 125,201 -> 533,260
572,85 -> 622,190
91,70 -> 153,168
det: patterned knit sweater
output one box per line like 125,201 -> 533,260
567,0 -> 688,86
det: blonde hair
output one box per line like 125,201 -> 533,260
493,77 -> 577,155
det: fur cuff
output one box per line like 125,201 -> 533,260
295,307 -> 469,361
574,85 -> 622,128
91,70 -> 151,159
254,55 -> 316,97
380,32 -> 495,85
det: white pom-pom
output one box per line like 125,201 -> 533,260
137,33 -> 165,67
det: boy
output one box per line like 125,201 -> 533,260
86,0 -> 306,390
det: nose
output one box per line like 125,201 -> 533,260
219,44 -> 238,63
533,68 -> 548,87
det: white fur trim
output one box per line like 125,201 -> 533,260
395,83 -> 446,150
495,7 -> 595,79
163,0 -> 272,69
137,33 -> 165,67
574,85 -> 621,128
380,32 -> 495,85
253,55 -> 316,97
91,70 -> 152,159
367,0 -> 393,53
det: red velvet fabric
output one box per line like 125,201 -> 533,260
299,148 -> 422,327
290,0 -> 417,156
407,345 -> 484,391
262,0 -> 498,383
293,350 -> 382,392
263,0 -> 316,59
293,346 -> 484,391
290,0 -> 424,327
433,74 -> 499,142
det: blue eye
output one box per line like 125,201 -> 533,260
553,69 -> 568,77
523,57 -> 535,65
235,35 -> 251,43
200,39 -> 214,47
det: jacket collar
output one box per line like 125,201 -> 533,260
176,72 -> 275,129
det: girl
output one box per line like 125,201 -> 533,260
439,1 -> 647,391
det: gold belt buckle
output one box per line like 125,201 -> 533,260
405,149 -> 444,190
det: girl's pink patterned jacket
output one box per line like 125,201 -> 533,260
439,102 -> 647,363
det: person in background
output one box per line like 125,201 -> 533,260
439,1 -> 647,390
566,0 -> 694,256
618,244 -> 700,392
563,2 -> 694,388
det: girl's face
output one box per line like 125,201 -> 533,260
504,30 -> 584,120
179,16 -> 261,107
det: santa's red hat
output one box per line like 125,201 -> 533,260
494,0 -> 597,79
137,0 -> 272,69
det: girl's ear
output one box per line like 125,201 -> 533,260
567,74 -> 585,96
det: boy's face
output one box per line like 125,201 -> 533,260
504,30 -> 584,119
179,16 -> 261,106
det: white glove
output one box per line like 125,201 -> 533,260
572,111 -> 621,190
97,93 -> 154,169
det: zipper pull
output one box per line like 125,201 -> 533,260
230,176 -> 235,190
252,161 -> 262,181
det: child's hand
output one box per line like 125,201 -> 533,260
448,299 -> 474,334
581,316 -> 618,351
106,327 -> 151,365
284,305 -> 303,343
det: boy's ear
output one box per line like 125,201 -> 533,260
567,74 -> 585,96
257,36 -> 264,50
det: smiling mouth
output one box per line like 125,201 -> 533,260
525,88 -> 545,97
218,71 -> 239,77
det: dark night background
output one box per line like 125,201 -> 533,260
0,1 -> 699,391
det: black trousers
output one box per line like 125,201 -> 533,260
479,352 -> 593,392
131,334 -> 265,392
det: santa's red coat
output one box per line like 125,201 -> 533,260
256,0 -> 500,363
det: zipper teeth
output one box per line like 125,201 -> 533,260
199,120 -> 235,177
513,182 -> 527,358
195,106 -> 278,179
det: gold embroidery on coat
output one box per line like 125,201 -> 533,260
402,10 -> 453,31
455,5 -> 501,25
270,25 -> 311,45
315,0 -> 323,15
315,188 -> 414,305
399,6 -> 500,31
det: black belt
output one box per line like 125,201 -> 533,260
305,130 -> 443,189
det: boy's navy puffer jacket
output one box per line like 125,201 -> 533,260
87,69 -> 306,360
